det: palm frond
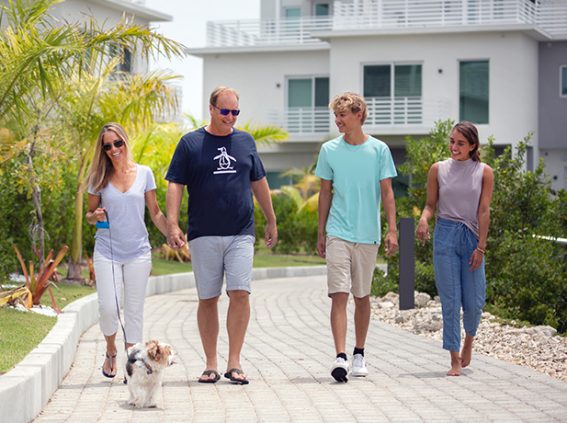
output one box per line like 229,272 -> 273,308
238,121 -> 288,145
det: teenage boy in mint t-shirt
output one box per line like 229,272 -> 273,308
315,92 -> 398,383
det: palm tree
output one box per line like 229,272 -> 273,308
58,66 -> 181,280
0,0 -> 183,269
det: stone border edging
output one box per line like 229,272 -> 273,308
0,266 -> 327,423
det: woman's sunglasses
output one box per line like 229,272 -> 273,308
212,104 -> 240,116
102,140 -> 125,151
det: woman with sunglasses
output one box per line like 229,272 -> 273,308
86,122 -> 168,379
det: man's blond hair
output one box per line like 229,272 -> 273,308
209,86 -> 239,106
329,92 -> 368,124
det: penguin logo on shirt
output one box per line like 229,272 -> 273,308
213,147 -> 237,174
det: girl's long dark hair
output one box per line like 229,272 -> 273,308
453,121 -> 481,162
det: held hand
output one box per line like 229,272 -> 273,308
264,222 -> 278,248
317,233 -> 326,258
384,231 -> 398,257
416,220 -> 430,245
469,249 -> 484,271
167,224 -> 186,249
94,208 -> 106,222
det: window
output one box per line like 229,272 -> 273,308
287,76 -> 330,132
109,44 -> 132,74
561,65 -> 567,97
288,77 -> 329,108
363,64 -> 422,97
314,3 -> 330,16
284,7 -> 301,18
460,60 -> 489,124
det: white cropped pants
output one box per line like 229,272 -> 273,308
93,251 -> 152,344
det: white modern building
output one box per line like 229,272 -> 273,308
189,0 -> 567,192
42,0 -> 182,120
48,0 -> 171,73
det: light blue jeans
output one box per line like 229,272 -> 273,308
433,218 -> 486,352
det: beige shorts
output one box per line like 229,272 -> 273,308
326,236 -> 380,298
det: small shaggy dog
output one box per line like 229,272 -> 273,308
125,340 -> 175,408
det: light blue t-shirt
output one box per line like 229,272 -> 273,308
315,135 -> 397,244
88,164 -> 156,263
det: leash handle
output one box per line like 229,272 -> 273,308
96,209 -> 110,229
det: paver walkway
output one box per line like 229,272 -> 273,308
34,275 -> 567,422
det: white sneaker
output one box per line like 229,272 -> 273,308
351,353 -> 368,377
331,357 -> 349,382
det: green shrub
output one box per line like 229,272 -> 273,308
377,120 -> 567,333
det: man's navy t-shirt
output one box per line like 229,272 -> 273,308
165,127 -> 266,241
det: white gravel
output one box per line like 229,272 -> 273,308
371,292 -> 567,381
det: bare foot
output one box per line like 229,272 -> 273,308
461,335 -> 474,368
447,351 -> 461,376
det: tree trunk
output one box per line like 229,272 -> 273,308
67,159 -> 89,281
27,127 -> 45,265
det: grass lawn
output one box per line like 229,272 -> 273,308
0,248 -> 326,374
0,283 -> 95,374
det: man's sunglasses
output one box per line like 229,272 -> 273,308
212,104 -> 240,116
102,140 -> 125,151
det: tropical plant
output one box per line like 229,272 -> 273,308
0,0 -> 184,274
58,66 -> 181,280
373,119 -> 567,333
12,244 -> 69,312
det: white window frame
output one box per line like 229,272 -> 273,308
312,1 -> 332,16
361,61 -> 423,98
458,59 -> 490,124
285,75 -> 330,108
283,6 -> 301,19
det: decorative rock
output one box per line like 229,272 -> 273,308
414,292 -> 431,308
371,291 -> 567,382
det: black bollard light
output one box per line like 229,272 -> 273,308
399,217 -> 415,310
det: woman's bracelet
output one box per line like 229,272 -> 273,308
476,247 -> 485,254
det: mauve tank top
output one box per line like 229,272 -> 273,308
437,158 -> 485,237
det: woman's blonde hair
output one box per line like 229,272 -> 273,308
87,123 -> 132,192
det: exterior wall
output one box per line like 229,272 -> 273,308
540,149 -> 567,192
539,41 -> 567,149
201,49 -> 330,126
328,31 -> 539,150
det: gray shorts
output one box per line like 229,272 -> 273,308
189,235 -> 255,300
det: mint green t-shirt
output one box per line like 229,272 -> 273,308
315,135 -> 397,244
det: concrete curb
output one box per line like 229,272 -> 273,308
0,266 -> 327,423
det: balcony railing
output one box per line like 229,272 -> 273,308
206,17 -> 331,47
204,0 -> 567,48
269,107 -> 332,134
269,97 -> 450,135
365,96 -> 423,126
333,0 -> 538,29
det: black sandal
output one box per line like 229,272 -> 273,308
102,352 -> 117,378
198,369 -> 221,383
224,368 -> 249,385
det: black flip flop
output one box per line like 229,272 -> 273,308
224,368 -> 249,385
198,369 -> 221,383
102,352 -> 117,378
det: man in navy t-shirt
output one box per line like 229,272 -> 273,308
166,86 -> 277,385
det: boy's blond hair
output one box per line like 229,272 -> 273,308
329,92 -> 368,124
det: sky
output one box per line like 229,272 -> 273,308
144,0 -> 260,120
